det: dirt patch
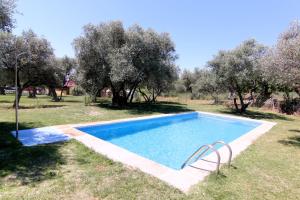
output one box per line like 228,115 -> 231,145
87,111 -> 102,116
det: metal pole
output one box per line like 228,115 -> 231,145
15,52 -> 27,139
15,56 -> 19,139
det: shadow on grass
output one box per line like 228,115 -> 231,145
61,99 -> 83,103
278,136 -> 300,147
0,100 -> 12,103
0,122 -> 65,185
289,129 -> 300,133
96,101 -> 194,115
0,122 -> 35,148
5,105 -> 66,110
219,109 -> 293,121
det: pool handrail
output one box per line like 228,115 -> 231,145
211,140 -> 232,167
181,144 -> 221,174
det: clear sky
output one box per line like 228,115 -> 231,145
13,0 -> 300,70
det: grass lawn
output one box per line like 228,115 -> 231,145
0,95 -> 299,199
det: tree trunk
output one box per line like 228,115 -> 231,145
47,87 -> 52,96
13,87 -> 23,108
129,86 -> 137,103
151,88 -> 161,103
212,94 -> 219,104
49,87 -> 59,101
13,74 -> 29,107
112,92 -> 127,107
111,87 -> 126,107
237,91 -> 250,113
240,103 -> 250,113
91,94 -> 97,103
255,83 -> 272,107
28,87 -> 37,98
60,88 -> 64,100
233,97 -> 239,111
0,87 -> 5,95
295,86 -> 300,97
138,88 -> 150,102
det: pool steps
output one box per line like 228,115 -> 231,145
181,140 -> 232,174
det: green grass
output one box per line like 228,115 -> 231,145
0,95 -> 300,199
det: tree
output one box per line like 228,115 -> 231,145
0,0 -> 16,32
0,31 -> 25,100
255,48 -> 280,106
257,21 -> 300,103
74,21 -> 178,106
191,69 -> 223,103
208,39 -> 266,112
0,30 -> 56,106
274,21 -> 300,96
181,69 -> 194,93
139,63 -> 178,102
132,29 -> 178,103
56,56 -> 78,99
0,68 -> 12,94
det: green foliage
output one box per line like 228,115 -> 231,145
72,86 -> 84,96
74,21 -> 178,106
0,0 -> 16,32
0,30 -> 61,104
208,39 -> 267,112
191,69 -> 222,103
280,97 -> 300,115
262,21 -> 300,96
181,69 -> 194,92
174,80 -> 187,93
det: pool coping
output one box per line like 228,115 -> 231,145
56,111 -> 276,193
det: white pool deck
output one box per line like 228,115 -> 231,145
13,111 -> 276,193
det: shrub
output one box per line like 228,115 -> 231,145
279,98 -> 300,115
72,87 -> 84,96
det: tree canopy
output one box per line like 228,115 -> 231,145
74,21 -> 178,106
207,39 -> 267,112
0,30 -> 63,105
0,0 -> 16,32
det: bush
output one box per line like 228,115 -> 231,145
174,83 -> 186,93
279,98 -> 300,115
72,87 -> 84,96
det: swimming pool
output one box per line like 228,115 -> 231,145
77,112 -> 261,170
70,111 -> 275,192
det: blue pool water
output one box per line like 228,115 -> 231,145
77,112 -> 261,170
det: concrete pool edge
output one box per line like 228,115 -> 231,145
56,111 -> 276,193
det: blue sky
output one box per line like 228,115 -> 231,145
13,0 -> 300,70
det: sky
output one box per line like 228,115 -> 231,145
13,0 -> 300,70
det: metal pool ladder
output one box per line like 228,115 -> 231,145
181,140 -> 232,174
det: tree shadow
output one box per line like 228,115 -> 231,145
0,122 -> 65,185
0,100 -> 12,103
0,122 -> 34,148
219,109 -> 293,121
96,101 -> 194,115
5,105 -> 66,110
61,99 -> 82,103
278,136 -> 300,147
289,129 -> 300,133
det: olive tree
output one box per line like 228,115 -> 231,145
191,69 -> 223,103
274,21 -> 300,96
55,56 -> 78,99
0,0 -> 16,32
208,39 -> 266,112
181,69 -> 194,93
0,30 -> 57,106
74,23 -> 117,102
258,21 -> 300,102
132,29 -> 178,102
74,21 -> 178,106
